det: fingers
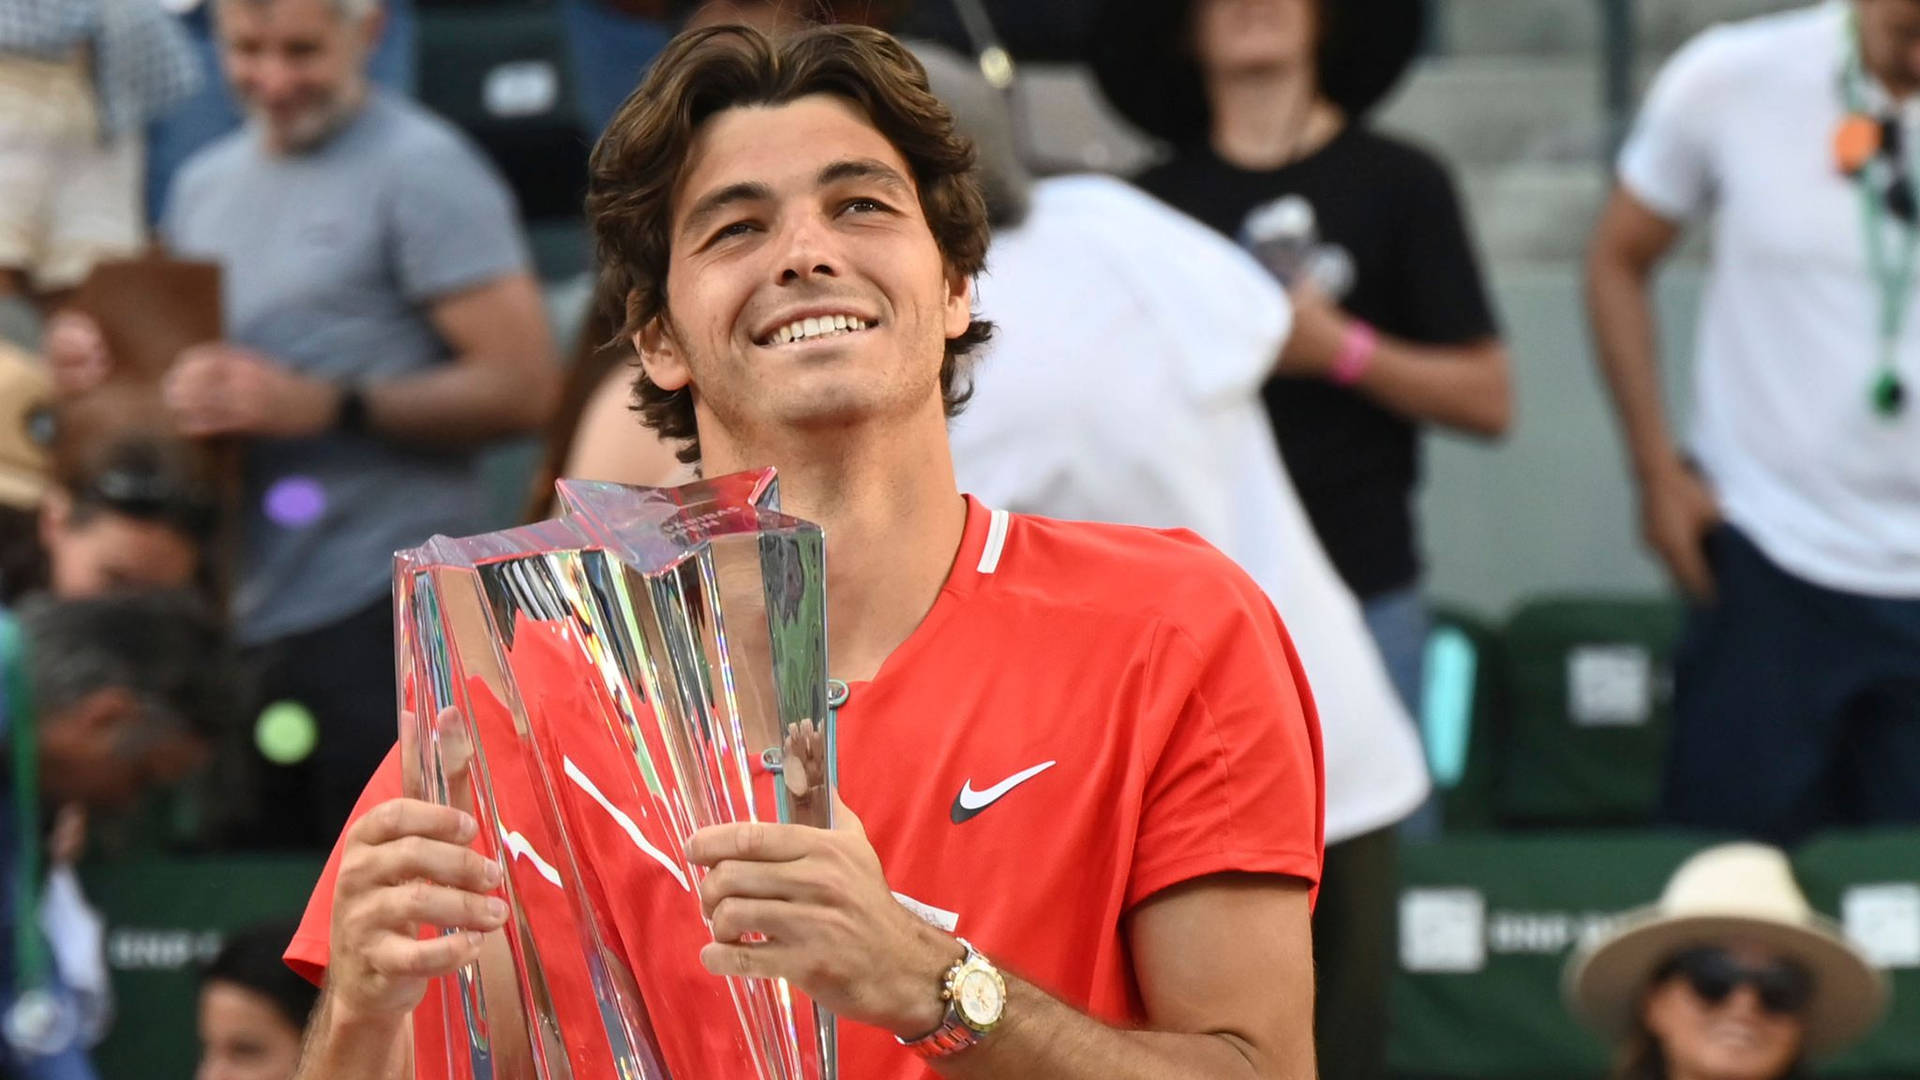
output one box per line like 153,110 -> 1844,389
699,940 -> 795,981
697,858 -> 821,916
1667,542 -> 1717,604
372,880 -> 509,934
708,896 -> 795,943
350,797 -> 478,849
366,929 -> 491,980
354,833 -> 502,893
687,820 -> 819,867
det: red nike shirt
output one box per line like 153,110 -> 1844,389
288,496 -> 1324,1080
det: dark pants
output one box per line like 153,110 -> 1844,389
1662,526 -> 1920,844
1312,825 -> 1397,1080
232,597 -> 397,850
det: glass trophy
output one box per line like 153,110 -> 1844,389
393,468 -> 835,1080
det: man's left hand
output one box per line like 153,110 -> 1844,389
164,343 -> 340,438
687,795 -> 960,1039
1276,285 -> 1351,378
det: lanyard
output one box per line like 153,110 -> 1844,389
0,615 -> 46,998
1843,13 -> 1913,419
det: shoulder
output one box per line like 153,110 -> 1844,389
1344,128 -> 1461,196
366,95 -> 506,183
1653,4 -> 1833,95
992,511 -> 1279,646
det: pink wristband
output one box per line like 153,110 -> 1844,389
1331,321 -> 1378,386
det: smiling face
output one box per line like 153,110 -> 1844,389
1643,944 -> 1807,1080
217,0 -> 379,153
636,94 -> 973,465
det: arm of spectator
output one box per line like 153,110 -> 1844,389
353,271 -> 561,447
1278,289 -> 1512,438
1586,186 -> 1721,600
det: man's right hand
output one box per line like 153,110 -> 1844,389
325,797 -> 508,1024
43,311 -> 111,397
1638,459 -> 1722,602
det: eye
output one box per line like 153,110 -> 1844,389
841,198 -> 890,216
711,220 -> 759,244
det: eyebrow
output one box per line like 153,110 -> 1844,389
679,180 -> 775,241
816,158 -> 913,198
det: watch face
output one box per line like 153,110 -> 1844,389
955,968 -> 1005,1026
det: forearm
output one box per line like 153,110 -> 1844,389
360,357 -> 558,449
934,976 -> 1300,1080
1586,249 -> 1681,480
294,988 -> 412,1080
1345,334 -> 1512,437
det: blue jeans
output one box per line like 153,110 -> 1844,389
558,0 -> 674,138
1362,584 -> 1438,837
144,0 -> 418,221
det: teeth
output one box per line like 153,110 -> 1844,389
765,315 -> 871,344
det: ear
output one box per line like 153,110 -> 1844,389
357,5 -> 388,57
943,268 -> 974,342
634,314 -> 692,394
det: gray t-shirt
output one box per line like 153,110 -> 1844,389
165,92 -> 528,644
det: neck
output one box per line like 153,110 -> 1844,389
1206,62 -> 1345,169
701,402 -> 967,684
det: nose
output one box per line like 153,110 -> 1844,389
1717,983 -> 1767,1019
252,56 -> 301,106
775,211 -> 841,285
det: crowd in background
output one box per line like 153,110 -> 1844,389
0,0 -> 1914,1078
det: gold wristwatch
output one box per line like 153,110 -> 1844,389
898,938 -> 1006,1059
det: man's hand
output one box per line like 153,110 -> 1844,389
1638,457 -> 1722,602
164,343 -> 339,438
1275,286 -> 1348,378
324,797 -> 508,1025
44,311 -> 112,397
688,796 -> 958,1039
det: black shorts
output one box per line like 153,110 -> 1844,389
1661,526 -> 1920,844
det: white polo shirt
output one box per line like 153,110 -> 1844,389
952,173 -> 1431,843
1621,1 -> 1920,597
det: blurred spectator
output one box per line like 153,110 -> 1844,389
0,0 -> 199,312
49,0 -> 559,849
1096,0 -> 1512,746
1587,2 -> 1920,844
919,41 -> 1427,1079
195,919 -> 315,1080
144,0 -> 418,222
1564,843 -> 1888,1080
0,588 -> 232,1079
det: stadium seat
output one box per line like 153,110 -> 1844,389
82,856 -> 327,1078
1791,830 -> 1920,1076
1493,596 -> 1684,828
1421,605 -> 1507,832
417,1 -> 592,221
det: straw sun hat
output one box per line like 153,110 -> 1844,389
1564,843 -> 1888,1055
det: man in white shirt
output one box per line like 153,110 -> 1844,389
920,44 -> 1428,1074
1587,0 -> 1920,843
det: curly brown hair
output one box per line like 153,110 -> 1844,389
585,24 -> 993,464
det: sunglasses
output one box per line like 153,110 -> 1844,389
1656,947 -> 1814,1017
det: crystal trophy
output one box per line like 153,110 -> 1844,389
393,468 -> 834,1080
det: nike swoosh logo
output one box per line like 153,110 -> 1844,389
951,761 -> 1057,823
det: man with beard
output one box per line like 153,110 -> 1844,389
47,0 -> 560,849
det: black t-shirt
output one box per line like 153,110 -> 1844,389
1136,127 -> 1498,599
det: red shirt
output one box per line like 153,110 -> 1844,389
289,496 -> 1324,1080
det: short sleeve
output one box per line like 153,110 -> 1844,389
286,747 -> 406,985
1392,152 -> 1500,346
1618,28 -> 1735,222
387,136 -> 530,304
1126,562 -> 1325,910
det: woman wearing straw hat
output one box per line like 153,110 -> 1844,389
1565,843 -> 1889,1080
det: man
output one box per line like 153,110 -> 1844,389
1587,0 -> 1920,843
49,0 -> 559,848
924,41 -> 1425,1077
1,589 -> 233,1079
288,24 -> 1323,1080
1095,0 -> 1511,732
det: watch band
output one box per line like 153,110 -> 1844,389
334,384 -> 369,434
898,938 -> 1002,1060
